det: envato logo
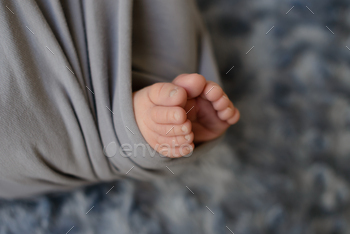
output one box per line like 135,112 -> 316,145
103,141 -> 193,158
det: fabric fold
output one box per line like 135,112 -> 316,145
0,0 -> 223,198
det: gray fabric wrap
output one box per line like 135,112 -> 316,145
0,0 -> 222,198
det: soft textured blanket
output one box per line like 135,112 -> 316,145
0,0 -> 221,198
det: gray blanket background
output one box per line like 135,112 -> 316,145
1,0 -> 350,233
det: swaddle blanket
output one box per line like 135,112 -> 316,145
0,0 -> 221,198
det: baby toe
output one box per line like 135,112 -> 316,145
152,119 -> 192,136
172,73 -> 207,99
149,83 -> 187,107
227,109 -> 240,125
212,95 -> 230,111
201,81 -> 224,102
218,106 -> 235,121
172,143 -> 195,158
158,143 -> 194,158
156,132 -> 194,147
151,106 -> 187,124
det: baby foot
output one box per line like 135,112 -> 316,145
133,82 -> 195,158
172,73 -> 240,143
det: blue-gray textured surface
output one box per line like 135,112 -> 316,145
1,0 -> 350,233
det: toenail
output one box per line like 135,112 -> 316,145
174,112 -> 180,120
185,135 -> 191,141
182,125 -> 188,133
169,87 -> 178,97
183,146 -> 191,154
